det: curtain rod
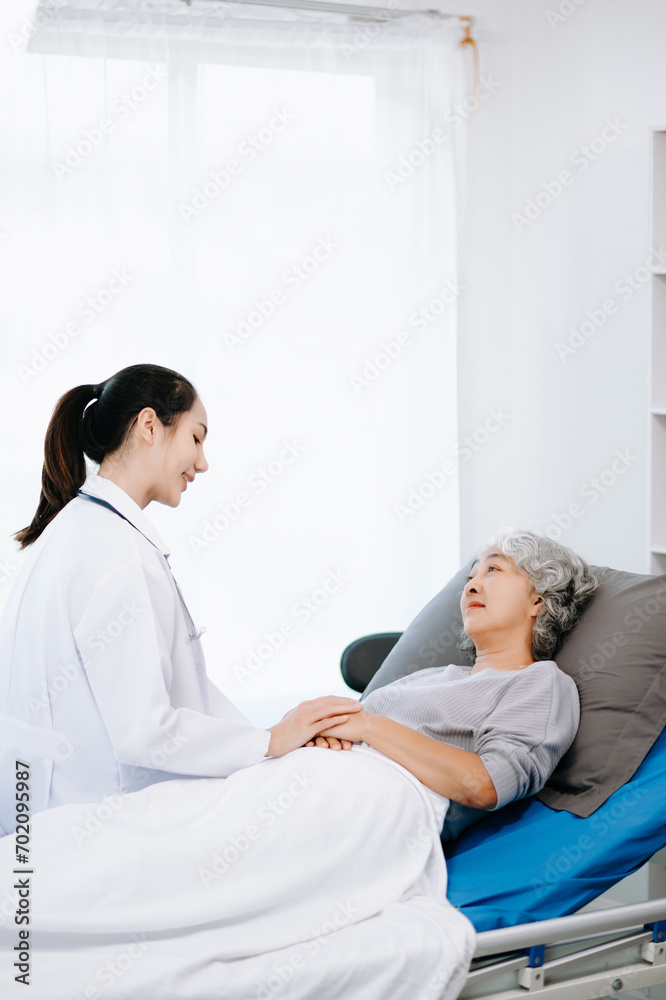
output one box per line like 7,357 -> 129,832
185,0 -> 460,20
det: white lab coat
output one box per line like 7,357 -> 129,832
0,474 -> 270,836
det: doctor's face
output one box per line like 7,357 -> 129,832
460,545 -> 542,652
161,397 -> 209,506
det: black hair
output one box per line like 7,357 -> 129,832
14,363 -> 199,549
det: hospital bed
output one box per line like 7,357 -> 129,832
340,632 -> 666,1000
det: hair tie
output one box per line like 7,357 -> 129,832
84,388 -> 99,413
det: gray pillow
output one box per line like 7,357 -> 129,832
362,559 -> 666,818
361,558 -> 475,698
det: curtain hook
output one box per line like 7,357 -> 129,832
459,15 -> 480,123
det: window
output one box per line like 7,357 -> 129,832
2,3 -> 464,723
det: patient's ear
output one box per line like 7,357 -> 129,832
530,594 -> 543,617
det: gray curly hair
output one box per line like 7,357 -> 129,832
457,528 -> 600,662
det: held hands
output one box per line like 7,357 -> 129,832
304,735 -> 353,751
265,696 -> 363,758
306,709 -> 370,749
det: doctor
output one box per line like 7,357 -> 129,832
0,362 -> 360,836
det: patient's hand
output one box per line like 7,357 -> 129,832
304,735 -> 353,751
265,695 -> 362,757
317,709 -> 370,744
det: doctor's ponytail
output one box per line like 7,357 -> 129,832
13,363 -> 198,549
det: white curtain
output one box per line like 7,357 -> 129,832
0,0 -> 466,724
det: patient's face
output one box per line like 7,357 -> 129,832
460,545 -> 541,649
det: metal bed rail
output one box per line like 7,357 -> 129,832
462,897 -> 666,1000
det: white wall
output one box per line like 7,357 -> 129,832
4,0 -> 660,589
449,0 -> 663,574
332,0 -> 661,575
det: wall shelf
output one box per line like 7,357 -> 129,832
649,129 -> 666,573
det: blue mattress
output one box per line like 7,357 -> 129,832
445,726 -> 666,933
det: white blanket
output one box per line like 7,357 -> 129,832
0,744 -> 476,999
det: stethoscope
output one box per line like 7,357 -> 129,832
76,491 -> 207,642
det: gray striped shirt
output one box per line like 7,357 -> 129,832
361,660 -> 580,840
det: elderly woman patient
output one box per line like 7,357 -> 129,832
312,528 -> 597,841
0,529 -> 598,1000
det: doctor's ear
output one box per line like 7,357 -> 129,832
135,406 -> 160,445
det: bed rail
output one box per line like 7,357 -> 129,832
462,897 -> 666,1000
474,898 -> 666,958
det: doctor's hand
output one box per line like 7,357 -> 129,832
265,696 -> 362,758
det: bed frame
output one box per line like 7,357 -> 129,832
340,634 -> 666,1000
466,883 -> 666,1000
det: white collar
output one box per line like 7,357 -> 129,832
78,473 -> 171,559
